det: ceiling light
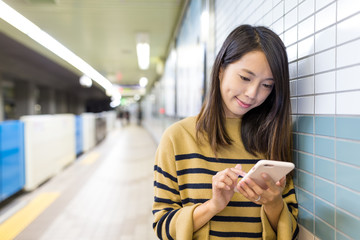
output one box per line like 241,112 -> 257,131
136,33 -> 150,70
79,75 -> 92,87
139,77 -> 148,87
0,0 -> 119,104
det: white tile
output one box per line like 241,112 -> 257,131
289,62 -> 298,79
284,25 -> 298,46
290,80 -> 297,96
297,77 -> 315,95
298,36 -> 314,58
336,65 -> 360,91
316,0 -> 335,10
315,26 -> 336,52
299,0 -> 315,21
298,56 -> 315,77
263,10 -> 273,26
285,0 -> 298,13
272,1 -> 284,22
337,13 -> 360,44
315,94 -> 335,114
291,97 -> 298,114
337,39 -> 360,68
315,2 -> 336,31
337,0 -> 360,21
287,44 -> 298,62
337,91 -> 360,114
298,96 -> 315,114
315,71 -> 336,93
285,7 -> 298,30
315,49 -> 336,73
272,17 -> 284,35
298,16 -> 315,40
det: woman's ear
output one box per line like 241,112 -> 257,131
219,67 -> 224,81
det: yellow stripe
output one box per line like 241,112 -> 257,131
81,151 -> 100,165
0,192 -> 60,240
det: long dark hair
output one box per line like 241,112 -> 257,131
196,24 -> 292,162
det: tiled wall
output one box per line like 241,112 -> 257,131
215,0 -> 360,239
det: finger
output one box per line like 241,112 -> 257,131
214,180 -> 231,191
261,173 -> 277,190
244,178 -> 264,196
276,176 -> 286,187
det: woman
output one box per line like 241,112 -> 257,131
153,25 -> 298,239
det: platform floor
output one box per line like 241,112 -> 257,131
0,123 -> 158,240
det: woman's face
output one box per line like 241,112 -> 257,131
219,51 -> 274,118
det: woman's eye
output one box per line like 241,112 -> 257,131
263,83 -> 274,89
239,75 -> 250,81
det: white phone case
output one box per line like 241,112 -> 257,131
240,160 -> 295,189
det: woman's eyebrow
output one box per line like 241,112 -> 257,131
241,68 -> 274,81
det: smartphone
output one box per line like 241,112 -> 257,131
240,160 -> 295,189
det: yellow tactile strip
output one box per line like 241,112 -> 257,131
0,192 -> 60,240
80,151 -> 100,165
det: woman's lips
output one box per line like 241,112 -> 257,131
236,97 -> 251,108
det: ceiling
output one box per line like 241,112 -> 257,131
0,0 -> 186,99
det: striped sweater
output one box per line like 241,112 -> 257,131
153,116 -> 298,240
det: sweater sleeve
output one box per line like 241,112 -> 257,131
152,126 -> 201,240
261,177 -> 299,240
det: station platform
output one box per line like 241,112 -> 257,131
0,123 -> 158,240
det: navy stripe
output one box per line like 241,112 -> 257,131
175,153 -> 259,164
165,209 -> 179,240
154,181 -> 180,195
283,188 -> 296,198
177,168 -> 217,176
227,201 -> 261,207
154,197 -> 182,206
152,207 -> 174,215
156,211 -> 171,239
287,202 -> 298,209
179,183 -> 212,190
181,198 -> 208,205
154,165 -> 178,183
210,230 -> 262,238
292,224 -> 299,240
212,216 -> 261,223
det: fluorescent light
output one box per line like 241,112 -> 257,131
0,0 -> 122,107
136,33 -> 150,70
79,75 -> 92,87
139,77 -> 148,87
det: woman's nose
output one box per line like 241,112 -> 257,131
244,83 -> 258,99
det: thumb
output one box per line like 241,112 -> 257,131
232,164 -> 246,177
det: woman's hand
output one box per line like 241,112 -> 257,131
236,173 -> 286,230
236,173 -> 285,205
209,164 -> 246,213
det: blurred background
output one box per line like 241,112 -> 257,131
0,0 -> 359,239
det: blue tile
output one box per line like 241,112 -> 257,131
298,152 -> 313,173
293,133 -> 298,150
298,116 -> 314,134
315,116 -> 335,137
315,157 -> 335,181
315,198 -> 335,226
298,170 -> 314,193
315,217 -> 335,240
336,186 -> 360,218
315,137 -> 335,159
298,134 -> 314,154
315,177 -> 335,204
336,209 -> 360,239
336,232 -> 351,240
299,206 -> 314,233
292,115 -> 298,132
298,188 -> 314,212
336,117 -> 360,141
336,140 -> 360,167
336,163 -> 360,192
